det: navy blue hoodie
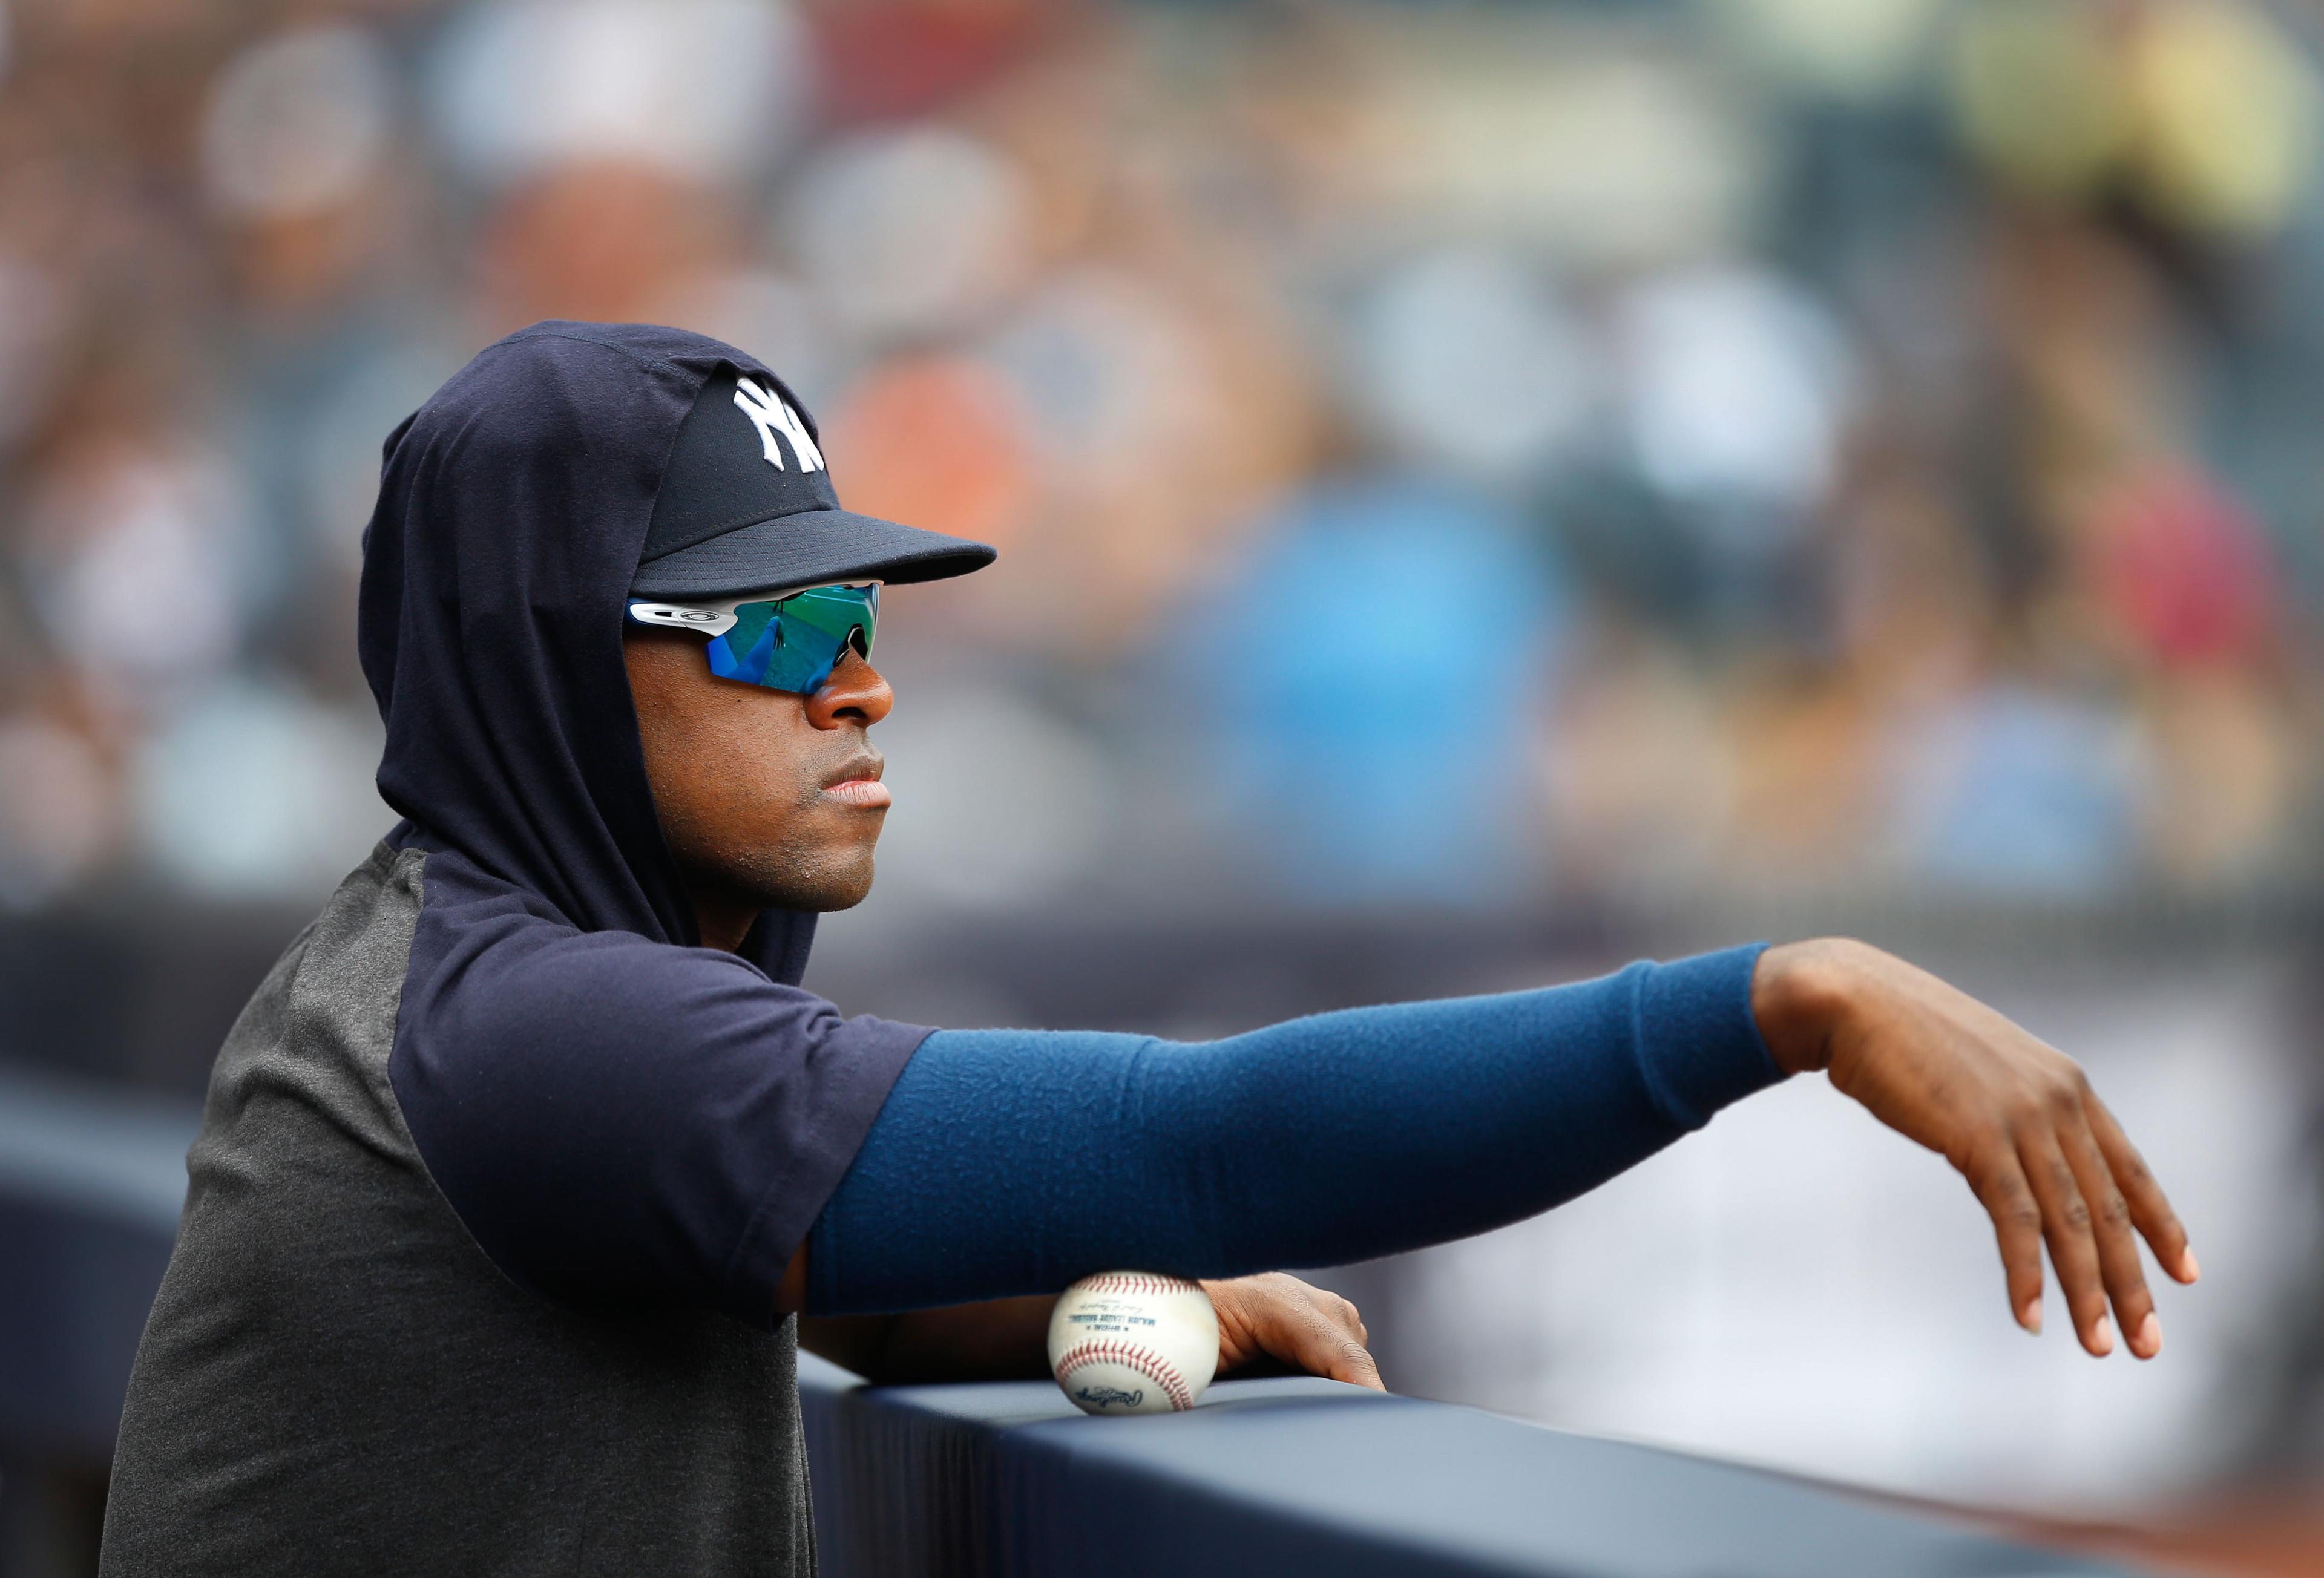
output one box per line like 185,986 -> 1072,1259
362,322 -> 928,1322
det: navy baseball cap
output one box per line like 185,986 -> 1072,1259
630,361 -> 996,598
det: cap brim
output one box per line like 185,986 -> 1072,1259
629,508 -> 997,598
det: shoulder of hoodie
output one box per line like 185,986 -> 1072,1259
404,836 -> 787,995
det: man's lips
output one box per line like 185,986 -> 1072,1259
822,758 -> 889,810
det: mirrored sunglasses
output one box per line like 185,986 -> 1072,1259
626,581 -> 880,696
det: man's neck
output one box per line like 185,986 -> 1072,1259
689,893 -> 758,954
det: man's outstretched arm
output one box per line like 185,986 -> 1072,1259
786,940 -> 2194,1362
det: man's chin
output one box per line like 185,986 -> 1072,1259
686,842 -> 878,918
765,856 -> 876,915
800,880 -> 873,914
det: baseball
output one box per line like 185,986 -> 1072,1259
1048,1271 -> 1219,1416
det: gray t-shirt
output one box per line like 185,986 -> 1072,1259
100,845 -> 816,1577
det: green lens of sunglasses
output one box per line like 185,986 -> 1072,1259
703,583 -> 879,695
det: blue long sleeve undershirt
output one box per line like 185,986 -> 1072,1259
807,944 -> 1784,1316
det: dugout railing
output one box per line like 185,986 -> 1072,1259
796,1349 -> 2139,1577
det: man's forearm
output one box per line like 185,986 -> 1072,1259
801,1278 -> 1387,1390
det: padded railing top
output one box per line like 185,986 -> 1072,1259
798,1350 -> 2142,1578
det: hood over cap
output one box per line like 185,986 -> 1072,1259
363,321 -> 793,961
356,322 -> 933,1324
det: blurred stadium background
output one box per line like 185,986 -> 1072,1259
4,0 -> 2324,1572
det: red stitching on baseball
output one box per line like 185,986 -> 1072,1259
1054,1340 -> 1196,1411
1077,1273 -> 1200,1298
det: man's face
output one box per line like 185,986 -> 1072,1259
624,624 -> 894,928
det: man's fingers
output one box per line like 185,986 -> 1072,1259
1272,1292 -> 1384,1391
1968,1143 -> 2047,1332
2058,1111 -> 2160,1360
2084,1094 -> 2198,1285
1317,1332 -> 1385,1390
2018,1130 -> 2115,1356
1212,1275 -> 1386,1391
1303,1295 -> 1385,1390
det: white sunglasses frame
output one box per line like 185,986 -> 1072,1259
625,580 -> 883,643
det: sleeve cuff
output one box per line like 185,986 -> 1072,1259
1630,943 -> 1785,1130
729,1016 -> 934,1327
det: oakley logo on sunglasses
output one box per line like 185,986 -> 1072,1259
628,602 -> 740,637
732,376 -> 826,474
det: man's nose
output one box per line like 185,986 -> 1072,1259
806,651 -> 893,729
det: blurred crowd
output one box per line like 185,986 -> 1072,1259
4,0 -> 2324,915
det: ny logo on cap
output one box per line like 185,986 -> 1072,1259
733,376 -> 826,473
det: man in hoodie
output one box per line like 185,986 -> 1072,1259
99,323 -> 2196,1577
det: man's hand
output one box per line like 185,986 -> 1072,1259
1753,938 -> 2199,1360
1202,1272 -> 1385,1390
